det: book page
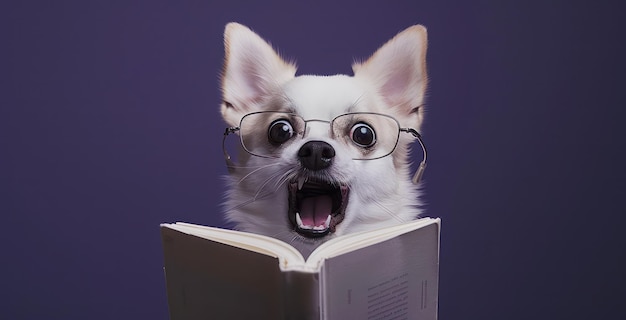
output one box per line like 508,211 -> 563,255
163,222 -> 306,270
320,222 -> 439,320
161,227 -> 290,319
307,218 -> 438,266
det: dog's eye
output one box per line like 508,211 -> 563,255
350,122 -> 376,148
268,119 -> 295,145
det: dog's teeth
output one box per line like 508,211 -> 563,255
296,212 -> 303,228
297,176 -> 306,190
295,212 -> 331,231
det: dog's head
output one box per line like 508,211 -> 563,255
220,23 -> 428,253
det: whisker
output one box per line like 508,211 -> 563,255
226,163 -> 280,170
224,187 -> 279,213
225,165 -> 296,214
269,229 -> 295,239
288,234 -> 301,246
350,92 -> 366,111
223,198 -> 257,214
272,168 -> 297,192
252,167 -> 292,200
373,199 -> 405,224
237,162 -> 283,185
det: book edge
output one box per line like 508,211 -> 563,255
159,217 -> 440,273
160,223 -> 307,271
306,217 -> 440,267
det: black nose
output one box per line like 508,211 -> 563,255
298,141 -> 335,170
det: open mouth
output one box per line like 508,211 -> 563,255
288,177 -> 349,238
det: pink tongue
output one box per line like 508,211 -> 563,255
299,195 -> 332,226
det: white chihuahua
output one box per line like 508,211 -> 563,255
220,23 -> 428,256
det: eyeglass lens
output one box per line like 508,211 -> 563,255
238,112 -> 401,160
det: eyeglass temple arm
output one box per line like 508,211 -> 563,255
401,128 -> 428,184
222,126 -> 240,173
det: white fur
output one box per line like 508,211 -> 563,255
220,23 -> 428,256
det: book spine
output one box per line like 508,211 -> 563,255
282,271 -> 320,320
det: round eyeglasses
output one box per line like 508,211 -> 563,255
223,111 -> 427,183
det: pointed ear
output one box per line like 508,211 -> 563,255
353,25 -> 428,126
220,23 -> 297,126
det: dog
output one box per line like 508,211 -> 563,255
220,23 -> 428,256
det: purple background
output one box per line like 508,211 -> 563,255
2,1 -> 625,319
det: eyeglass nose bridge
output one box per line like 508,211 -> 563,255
300,118 -> 332,139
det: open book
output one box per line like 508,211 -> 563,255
160,217 -> 440,320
